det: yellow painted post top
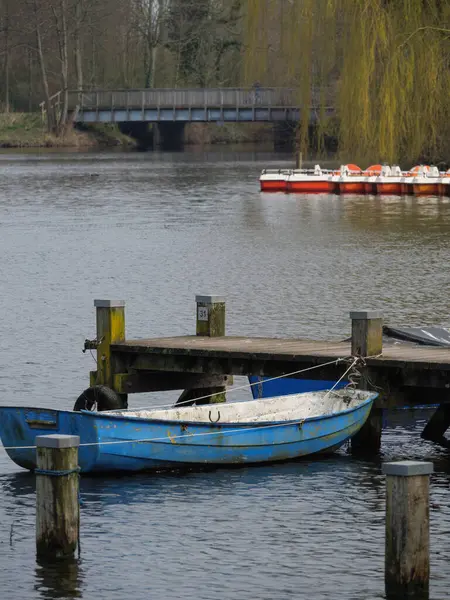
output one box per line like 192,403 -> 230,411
94,300 -> 126,388
196,295 -> 225,337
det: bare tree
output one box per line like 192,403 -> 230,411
31,0 -> 55,130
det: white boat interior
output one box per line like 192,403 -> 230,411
110,389 -> 374,424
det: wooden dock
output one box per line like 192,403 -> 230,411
81,296 -> 450,454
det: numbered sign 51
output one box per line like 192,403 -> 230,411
197,306 -> 209,321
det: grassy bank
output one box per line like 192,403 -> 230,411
0,112 -> 276,150
0,113 -> 135,149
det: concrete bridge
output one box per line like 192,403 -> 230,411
47,88 -> 333,149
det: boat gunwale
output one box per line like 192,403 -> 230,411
79,391 -> 377,427
0,393 -> 377,442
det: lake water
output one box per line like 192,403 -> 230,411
0,147 -> 450,599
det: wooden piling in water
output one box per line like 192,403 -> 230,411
350,310 -> 383,455
36,434 -> 80,560
383,461 -> 433,600
91,299 -> 127,405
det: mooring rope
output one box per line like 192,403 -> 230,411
322,358 -> 359,401
111,356 -> 353,412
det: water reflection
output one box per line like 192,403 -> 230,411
341,195 -> 450,235
35,558 -> 83,600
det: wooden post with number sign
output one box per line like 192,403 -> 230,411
196,295 -> 225,337
176,295 -> 227,405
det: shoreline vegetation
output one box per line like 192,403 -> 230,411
0,113 -> 274,150
0,113 -> 134,149
1,2 -> 448,162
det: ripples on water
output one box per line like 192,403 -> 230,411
0,148 -> 450,599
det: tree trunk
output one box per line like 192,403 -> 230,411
33,0 -> 54,131
75,0 -> 83,91
150,44 -> 158,87
28,47 -> 33,112
3,0 -> 10,112
59,0 -> 69,131
53,0 -> 69,133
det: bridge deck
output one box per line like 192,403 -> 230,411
62,87 -> 333,123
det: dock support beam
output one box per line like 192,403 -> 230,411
36,434 -> 80,560
177,295 -> 227,405
383,461 -> 433,600
92,299 -> 126,398
350,310 -> 383,455
421,403 -> 450,448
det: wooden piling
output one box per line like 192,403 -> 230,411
92,299 -> 126,402
36,434 -> 80,560
350,310 -> 383,455
383,461 -> 433,600
196,294 -> 225,337
177,295 -> 227,405
196,295 -> 226,403
350,310 -> 383,357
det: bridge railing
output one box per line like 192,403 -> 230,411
68,88 -> 303,111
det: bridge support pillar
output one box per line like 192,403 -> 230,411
273,121 -> 297,150
118,122 -> 153,150
154,122 -> 186,151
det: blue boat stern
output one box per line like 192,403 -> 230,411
0,407 -> 99,472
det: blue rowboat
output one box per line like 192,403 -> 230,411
0,389 -> 376,474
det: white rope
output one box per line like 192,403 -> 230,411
111,356 -> 352,412
322,358 -> 359,401
1,359 -> 373,452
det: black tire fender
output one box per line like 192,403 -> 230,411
73,385 -> 124,412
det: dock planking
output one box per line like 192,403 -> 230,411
113,335 -> 450,367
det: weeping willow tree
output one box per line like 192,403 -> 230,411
243,0 -> 450,164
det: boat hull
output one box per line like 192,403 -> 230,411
260,180 -> 287,192
413,183 -> 440,196
0,394 -> 375,473
364,182 -> 377,194
401,181 -> 413,195
376,182 -> 402,195
339,182 -> 365,194
439,182 -> 450,196
287,180 -> 332,193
